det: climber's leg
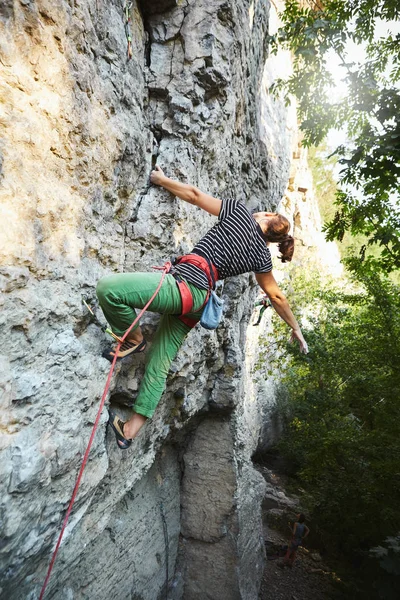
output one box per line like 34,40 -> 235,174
253,305 -> 267,326
115,314 -> 189,445
121,282 -> 207,441
128,314 -> 191,424
288,548 -> 297,566
120,314 -> 190,443
96,272 -> 182,357
283,545 -> 297,567
96,272 -> 182,335
119,412 -> 147,444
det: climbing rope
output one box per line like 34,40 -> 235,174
39,264 -> 170,599
124,1 -> 133,60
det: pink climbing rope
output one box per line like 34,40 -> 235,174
39,264 -> 171,599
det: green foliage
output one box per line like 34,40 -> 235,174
270,266 -> 400,561
269,0 -> 400,273
309,145 -> 400,284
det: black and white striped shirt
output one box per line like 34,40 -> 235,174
174,198 -> 273,289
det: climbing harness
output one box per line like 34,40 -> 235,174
39,263 -> 170,599
171,253 -> 220,329
174,253 -> 219,290
124,2 -> 133,60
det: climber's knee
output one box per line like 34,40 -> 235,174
96,275 -> 117,304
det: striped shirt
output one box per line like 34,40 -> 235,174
174,198 -> 273,289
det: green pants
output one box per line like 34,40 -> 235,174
96,272 -> 207,418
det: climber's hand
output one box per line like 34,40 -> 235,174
290,328 -> 309,354
150,165 -> 165,185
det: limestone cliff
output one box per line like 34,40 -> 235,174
0,1 -> 334,599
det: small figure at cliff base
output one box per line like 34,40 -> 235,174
279,513 -> 310,569
96,166 -> 308,449
253,295 -> 272,326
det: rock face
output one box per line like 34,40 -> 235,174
0,1 -> 324,599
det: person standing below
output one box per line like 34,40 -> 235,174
282,513 -> 310,568
253,294 -> 272,326
96,166 -> 308,449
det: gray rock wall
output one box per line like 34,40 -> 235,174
0,1 -> 300,599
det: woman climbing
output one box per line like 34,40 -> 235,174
96,166 -> 308,449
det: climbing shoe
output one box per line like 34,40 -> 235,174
108,408 -> 132,450
102,338 -> 147,362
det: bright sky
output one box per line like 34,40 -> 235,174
326,19 -> 400,152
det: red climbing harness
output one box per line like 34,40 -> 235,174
171,253 -> 219,328
174,253 -> 219,289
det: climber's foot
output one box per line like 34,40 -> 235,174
108,408 -> 132,450
102,338 -> 147,362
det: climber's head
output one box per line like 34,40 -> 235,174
254,212 -> 294,263
297,513 -> 306,523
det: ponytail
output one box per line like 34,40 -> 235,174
278,236 -> 294,263
262,213 -> 295,262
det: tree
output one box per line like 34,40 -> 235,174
266,265 -> 400,570
269,0 -> 400,272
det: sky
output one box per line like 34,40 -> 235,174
326,18 -> 400,152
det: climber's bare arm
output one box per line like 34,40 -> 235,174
150,166 -> 222,216
255,271 -> 308,354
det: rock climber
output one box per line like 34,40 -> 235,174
96,166 -> 308,449
280,513 -> 310,568
253,295 -> 272,326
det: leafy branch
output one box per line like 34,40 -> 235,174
269,0 -> 400,273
